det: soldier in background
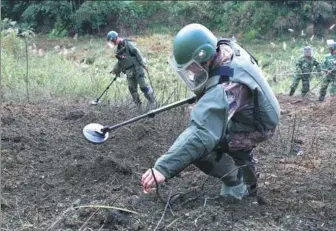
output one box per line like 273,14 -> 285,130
289,46 -> 321,97
107,31 -> 155,108
318,41 -> 336,101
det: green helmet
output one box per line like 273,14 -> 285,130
169,24 -> 217,96
106,31 -> 118,42
172,23 -> 217,68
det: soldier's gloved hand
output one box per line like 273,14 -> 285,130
141,168 -> 166,193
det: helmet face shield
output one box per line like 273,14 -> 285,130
169,55 -> 208,93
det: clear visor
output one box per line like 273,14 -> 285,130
168,55 -> 208,91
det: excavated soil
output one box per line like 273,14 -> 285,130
1,95 -> 336,231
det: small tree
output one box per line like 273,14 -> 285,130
19,28 -> 35,103
1,18 -> 35,102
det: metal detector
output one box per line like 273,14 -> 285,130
83,96 -> 196,144
90,75 -> 118,105
302,68 -> 335,98
144,68 -> 155,93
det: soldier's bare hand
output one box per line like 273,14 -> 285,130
327,70 -> 332,75
141,168 -> 166,193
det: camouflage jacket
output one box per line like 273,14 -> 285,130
295,56 -> 321,75
321,54 -> 336,76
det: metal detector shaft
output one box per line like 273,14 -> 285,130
274,69 -> 331,77
95,76 -> 118,102
303,68 -> 336,97
101,96 -> 196,133
274,71 -> 323,76
142,65 -> 154,91
144,68 -> 155,92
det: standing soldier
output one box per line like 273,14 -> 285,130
318,41 -> 336,101
141,24 -> 280,200
289,46 -> 321,97
107,31 -> 155,108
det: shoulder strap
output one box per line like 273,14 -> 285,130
209,65 -> 234,84
124,39 -> 136,57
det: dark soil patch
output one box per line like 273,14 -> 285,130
1,95 -> 336,230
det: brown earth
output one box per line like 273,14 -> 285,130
1,94 -> 336,231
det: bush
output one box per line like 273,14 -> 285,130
3,1 -> 336,39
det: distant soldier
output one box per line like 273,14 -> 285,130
107,31 -> 155,107
318,41 -> 336,101
289,46 -> 321,97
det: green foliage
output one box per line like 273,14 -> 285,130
3,0 -> 335,37
0,18 -> 35,58
21,1 -> 72,33
245,29 -> 258,41
1,28 -> 22,58
0,32 -> 330,103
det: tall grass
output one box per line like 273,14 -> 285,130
1,33 -> 331,104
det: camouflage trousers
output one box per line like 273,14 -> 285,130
319,74 -> 336,97
290,74 -> 311,96
193,129 -> 275,187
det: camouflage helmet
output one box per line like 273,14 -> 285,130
327,39 -> 336,49
172,23 -> 217,68
106,31 -> 118,42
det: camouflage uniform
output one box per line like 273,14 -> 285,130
319,54 -> 336,100
290,55 -> 321,96
112,39 -> 155,106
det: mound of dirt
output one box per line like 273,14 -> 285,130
63,155 -> 132,184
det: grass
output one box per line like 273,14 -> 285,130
1,32 -> 331,104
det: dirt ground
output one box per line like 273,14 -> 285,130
1,94 -> 336,231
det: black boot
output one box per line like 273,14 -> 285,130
318,95 -> 325,102
144,87 -> 155,104
289,89 -> 295,96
